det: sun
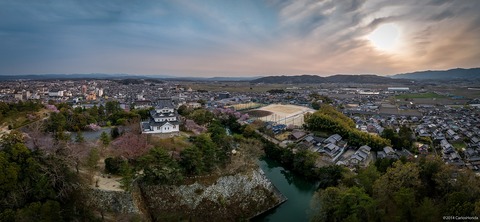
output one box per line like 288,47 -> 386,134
367,23 -> 400,51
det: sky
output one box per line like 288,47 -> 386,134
0,0 -> 479,77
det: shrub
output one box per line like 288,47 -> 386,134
104,157 -> 128,175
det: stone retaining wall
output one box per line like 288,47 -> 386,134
140,168 -> 285,221
90,189 -> 139,214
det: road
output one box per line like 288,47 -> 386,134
255,130 -> 287,148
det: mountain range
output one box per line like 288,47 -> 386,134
0,74 -> 259,81
250,74 -> 410,84
391,68 -> 480,80
0,67 -> 478,82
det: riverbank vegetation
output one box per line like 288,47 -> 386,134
252,104 -> 480,221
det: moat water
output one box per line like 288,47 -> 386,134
253,158 -> 318,222
70,127 -> 111,141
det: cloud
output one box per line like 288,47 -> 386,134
0,0 -> 479,76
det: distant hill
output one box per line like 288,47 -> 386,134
325,75 -> 402,83
164,76 -> 261,81
0,74 -> 261,82
251,74 -> 409,84
392,68 -> 480,80
250,75 -> 325,84
0,73 -> 155,81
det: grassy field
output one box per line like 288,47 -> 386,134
395,92 -> 448,99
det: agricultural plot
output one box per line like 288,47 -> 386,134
395,92 -> 447,99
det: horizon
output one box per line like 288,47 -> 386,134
1,1 -> 479,77
0,66 -> 477,79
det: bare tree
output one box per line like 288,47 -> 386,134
111,132 -> 152,159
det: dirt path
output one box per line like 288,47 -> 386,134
92,172 -> 124,191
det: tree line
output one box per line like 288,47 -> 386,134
45,101 -> 141,133
304,105 -> 390,150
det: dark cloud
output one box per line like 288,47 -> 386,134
429,10 -> 454,21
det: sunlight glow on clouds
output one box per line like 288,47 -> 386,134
367,23 -> 400,51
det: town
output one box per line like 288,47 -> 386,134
1,77 -> 479,173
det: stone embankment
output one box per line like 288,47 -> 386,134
140,168 -> 286,221
90,189 -> 139,214
88,167 -> 286,221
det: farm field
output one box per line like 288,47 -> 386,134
395,92 -> 447,99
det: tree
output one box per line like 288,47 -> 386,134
242,124 -> 256,138
293,149 -> 318,178
86,147 -> 100,171
110,127 -> 121,139
45,112 -> 66,132
316,165 -> 345,189
177,104 -> 192,116
75,131 -> 85,143
192,134 -> 218,172
373,161 -> 421,221
0,131 -> 96,220
356,164 -> 380,195
310,186 -> 377,222
140,147 -> 183,185
112,132 -> 151,159
104,157 -> 128,175
15,200 -> 62,222
393,187 -> 416,221
374,158 -> 396,173
444,192 -> 475,217
180,146 -> 204,175
105,101 -> 121,115
304,105 -> 389,150
188,109 -> 214,125
311,187 -> 340,222
100,131 -> 110,147
415,198 -> 440,222
311,101 -> 321,110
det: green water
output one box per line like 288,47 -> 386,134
70,127 -> 111,141
253,158 -> 318,222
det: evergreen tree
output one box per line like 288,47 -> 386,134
100,131 -> 110,146
75,131 -> 85,143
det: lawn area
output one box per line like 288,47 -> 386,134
395,92 -> 447,99
149,135 -> 193,153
